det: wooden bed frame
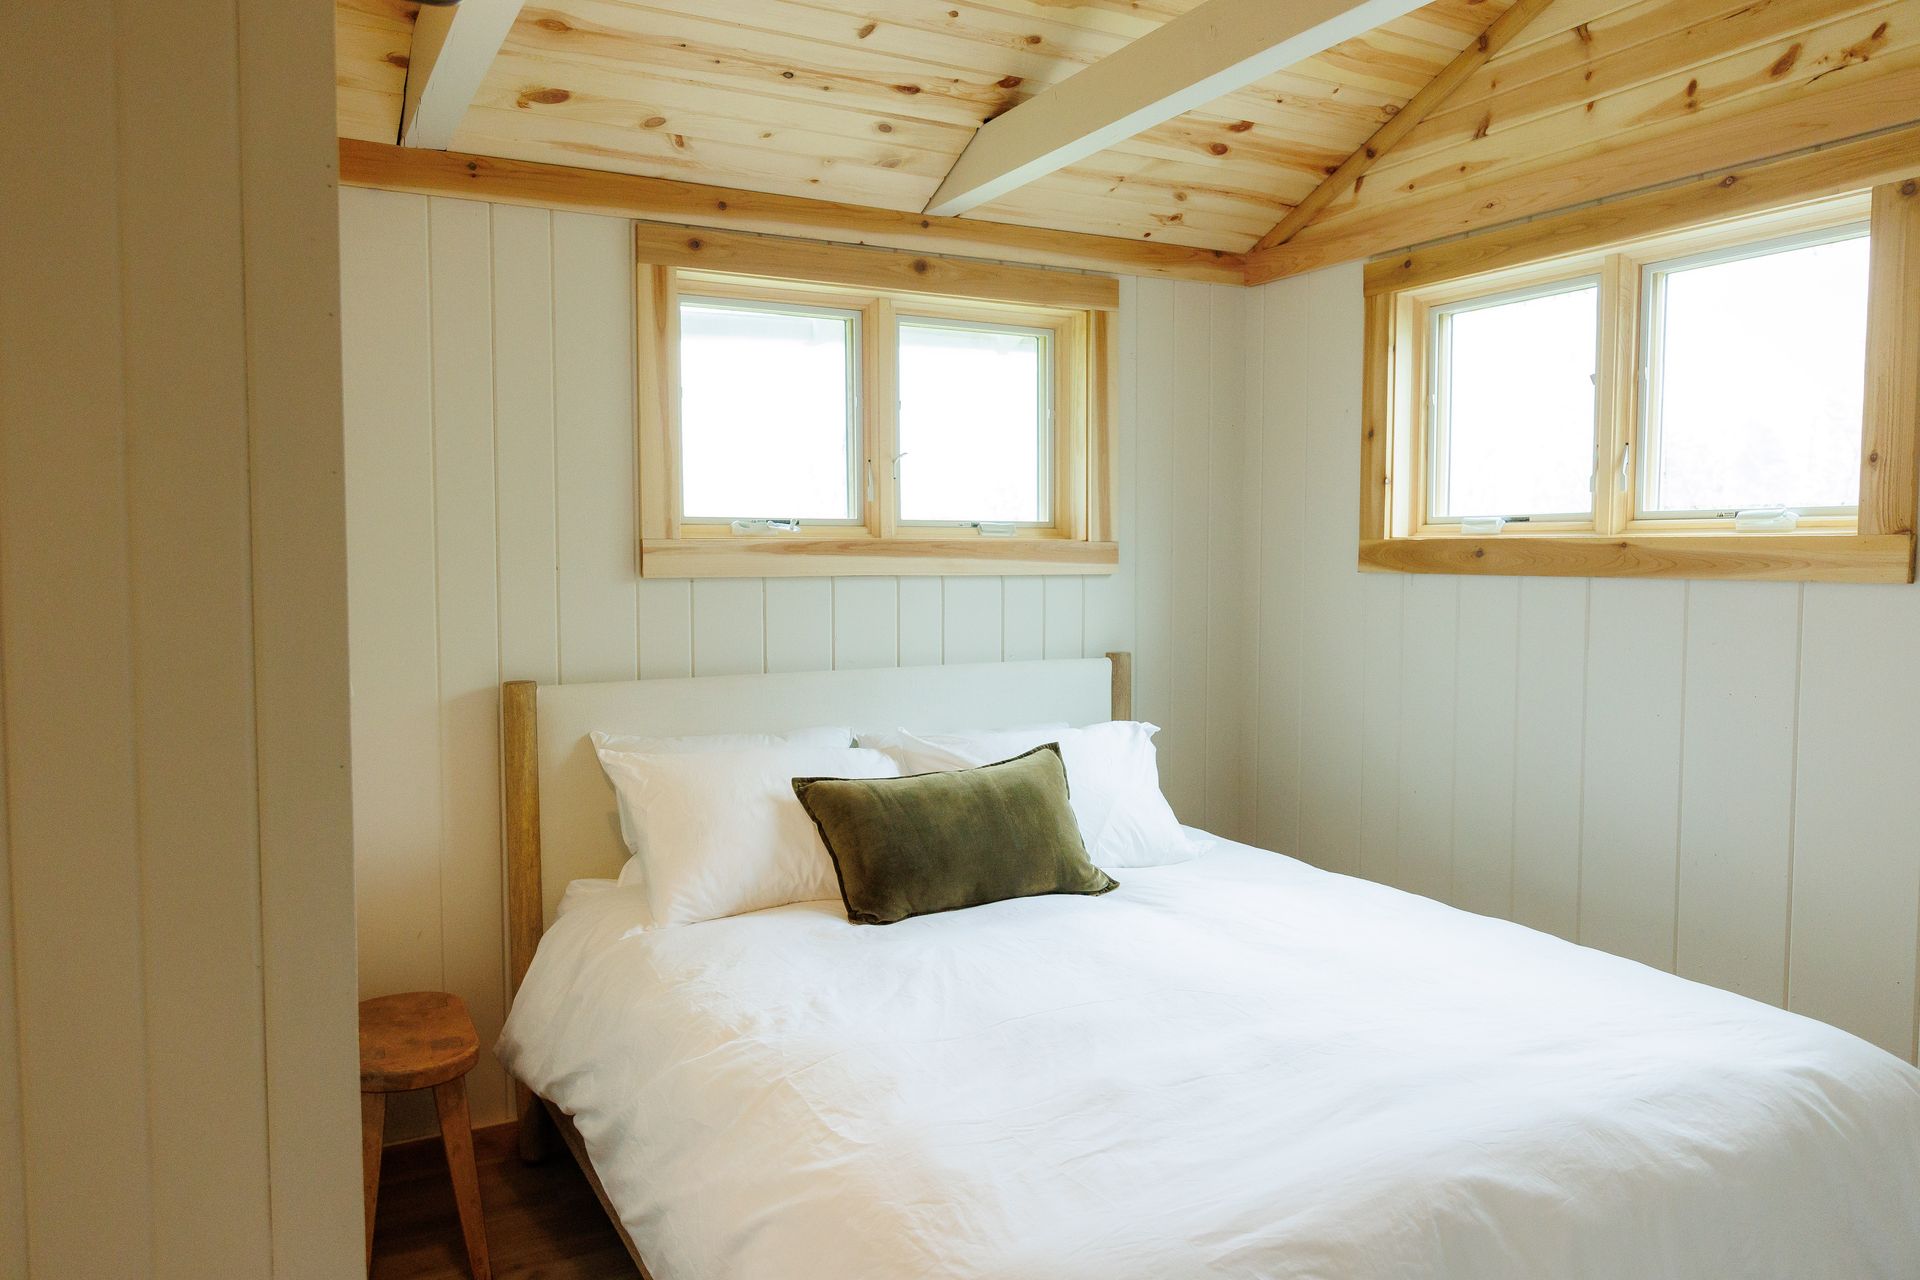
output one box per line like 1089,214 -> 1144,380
498,653 -> 1134,1277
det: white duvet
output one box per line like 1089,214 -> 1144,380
499,832 -> 1920,1279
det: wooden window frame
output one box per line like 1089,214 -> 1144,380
634,225 -> 1119,578
1361,177 -> 1920,584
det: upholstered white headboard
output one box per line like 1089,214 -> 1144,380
501,654 -> 1131,993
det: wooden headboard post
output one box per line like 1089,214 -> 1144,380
496,654 -> 1133,1158
1106,651 -> 1132,721
501,678 -> 545,1157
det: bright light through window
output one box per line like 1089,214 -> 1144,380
1432,283 -> 1598,520
1642,231 -> 1869,515
679,300 -> 857,521
898,319 -> 1048,523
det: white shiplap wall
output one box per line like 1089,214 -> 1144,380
339,187 -> 1255,1134
1246,262 -> 1920,1065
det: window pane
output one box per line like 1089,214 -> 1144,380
1644,233 -> 1869,515
1434,284 -> 1598,519
898,319 -> 1047,523
679,300 -> 856,521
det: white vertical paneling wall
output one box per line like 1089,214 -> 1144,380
339,188 -> 1256,1136
1247,261 -> 1920,1066
0,0 -> 361,1271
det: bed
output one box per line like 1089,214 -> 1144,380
496,655 -> 1920,1279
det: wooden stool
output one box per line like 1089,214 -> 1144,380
360,992 -> 491,1279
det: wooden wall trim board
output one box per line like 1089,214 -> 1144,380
338,140 -> 1246,284
921,0 -> 1432,217
639,539 -> 1121,579
1246,67 -> 1920,284
632,223 -> 1119,311
1363,124 -> 1920,295
1358,534 -> 1916,582
1253,0 -> 1559,254
1861,178 -> 1920,546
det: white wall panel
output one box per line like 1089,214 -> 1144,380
1294,266 -> 1366,879
1250,281 -> 1305,859
426,196 -> 511,1124
341,188 -> 1241,1137
1002,578 -> 1045,661
1359,574 -> 1405,889
833,579 -> 900,670
1201,286 -> 1252,841
1790,585 -> 1920,1059
637,580 -> 693,679
1510,578 -> 1588,941
1676,582 -> 1800,1006
491,206 -> 561,688
1246,263 -> 1920,1065
1578,581 -> 1686,968
766,580 -> 835,674
1129,279 -> 1181,808
554,211 -> 642,684
942,577 -> 1003,665
1043,578 -> 1085,660
1451,577 -> 1519,919
1396,575 -> 1458,903
2,0 -> 359,1263
898,578 -> 945,666
342,193 -> 445,1003
692,579 -> 766,676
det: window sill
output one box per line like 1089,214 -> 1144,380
640,537 -> 1120,579
1358,532 -> 1914,583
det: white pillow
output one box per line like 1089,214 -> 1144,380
856,722 -> 1193,869
596,744 -> 899,926
591,727 -> 852,852
854,723 -> 1067,774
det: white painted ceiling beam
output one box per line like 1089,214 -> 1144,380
923,0 -> 1434,218
398,0 -> 527,150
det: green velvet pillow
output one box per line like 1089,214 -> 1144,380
792,743 -> 1118,925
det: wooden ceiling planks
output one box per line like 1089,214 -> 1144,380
335,0 -> 1920,272
1245,0 -> 1920,277
334,0 -> 1511,249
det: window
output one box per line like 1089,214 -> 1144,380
678,299 -> 860,522
1638,228 -> 1870,519
1361,178 -> 1920,584
635,229 -> 1116,578
1428,280 -> 1599,523
897,318 -> 1050,525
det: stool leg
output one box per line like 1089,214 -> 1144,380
434,1075 -> 492,1280
361,1092 -> 385,1275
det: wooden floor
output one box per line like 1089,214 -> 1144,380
371,1122 -> 635,1279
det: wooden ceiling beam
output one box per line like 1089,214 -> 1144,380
1251,0 -> 1558,255
921,0 -> 1433,218
398,0 -> 526,149
336,140 -> 1248,283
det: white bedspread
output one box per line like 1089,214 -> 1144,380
499,832 -> 1920,1279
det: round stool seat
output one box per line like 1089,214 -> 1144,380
359,991 -> 480,1092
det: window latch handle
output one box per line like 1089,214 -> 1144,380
1618,441 -> 1632,492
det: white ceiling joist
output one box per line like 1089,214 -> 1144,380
398,0 -> 527,150
922,0 -> 1433,218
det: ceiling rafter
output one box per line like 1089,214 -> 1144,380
399,0 -> 527,149
1249,0 -> 1559,255
920,0 -> 1434,218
